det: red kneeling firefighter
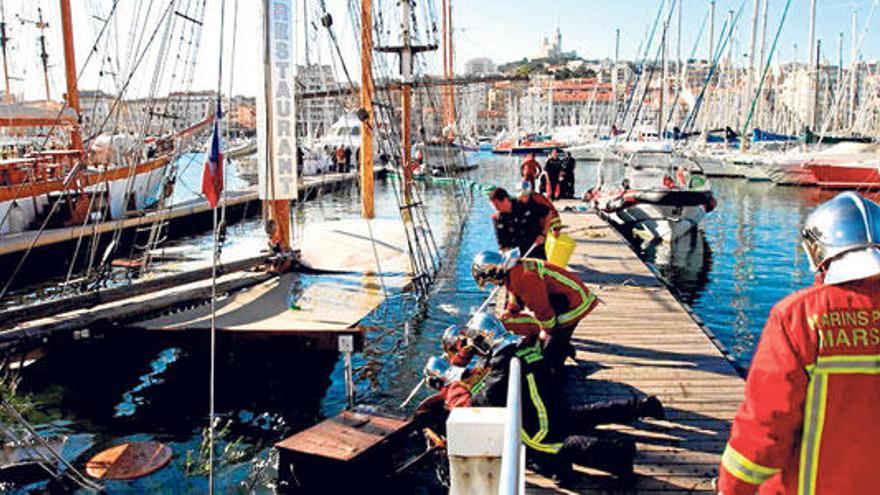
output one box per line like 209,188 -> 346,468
471,249 -> 599,368
719,192 -> 880,495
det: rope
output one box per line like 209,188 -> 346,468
207,0 -> 227,491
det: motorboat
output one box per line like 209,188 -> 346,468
492,134 -> 565,155
588,150 -> 715,242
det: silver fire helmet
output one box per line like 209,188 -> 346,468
466,312 -> 508,356
441,325 -> 469,357
424,355 -> 452,390
471,250 -> 505,289
802,192 -> 880,284
491,333 -> 524,355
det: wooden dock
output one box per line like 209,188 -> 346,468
526,207 -> 745,493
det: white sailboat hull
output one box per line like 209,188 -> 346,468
566,143 -> 608,161
0,161 -> 170,235
693,154 -> 744,177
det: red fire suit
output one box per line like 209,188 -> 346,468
501,259 -> 598,338
719,273 -> 880,495
521,158 -> 542,191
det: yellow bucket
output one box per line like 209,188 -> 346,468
545,233 -> 576,267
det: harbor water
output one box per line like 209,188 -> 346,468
6,151 -> 835,492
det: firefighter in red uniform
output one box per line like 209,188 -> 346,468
521,153 -> 542,192
718,192 -> 880,495
471,249 -> 599,369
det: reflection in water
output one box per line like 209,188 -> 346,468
17,333 -> 338,493
639,178 -> 816,366
640,230 -> 713,305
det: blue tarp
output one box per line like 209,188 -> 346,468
752,128 -> 798,142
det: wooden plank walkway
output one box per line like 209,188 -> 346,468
526,207 -> 745,494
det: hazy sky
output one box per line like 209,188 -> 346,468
8,0 -> 879,101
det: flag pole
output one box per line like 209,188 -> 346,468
208,0 -> 228,492
208,198 -> 217,495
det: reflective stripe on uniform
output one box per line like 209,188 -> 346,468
796,354 -> 880,494
558,292 -> 597,325
798,372 -> 828,495
538,315 -> 557,329
515,342 -> 543,364
533,261 -> 595,325
721,444 -> 780,485
808,354 -> 880,374
521,373 -> 562,454
468,377 -> 486,396
505,310 -> 556,331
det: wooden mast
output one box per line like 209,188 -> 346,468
400,0 -> 414,205
441,0 -> 447,129
374,0 -> 437,204
360,0 -> 374,219
59,0 -> 83,152
441,0 -> 455,135
258,0 -> 295,254
400,0 -> 413,172
38,8 -> 50,101
0,1 -> 12,102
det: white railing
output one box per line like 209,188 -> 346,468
498,357 -> 524,495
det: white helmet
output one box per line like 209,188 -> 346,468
802,192 -> 880,284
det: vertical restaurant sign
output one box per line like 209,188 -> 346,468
258,0 -> 297,200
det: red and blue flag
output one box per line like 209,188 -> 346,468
201,99 -> 224,208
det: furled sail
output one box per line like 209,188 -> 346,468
257,0 -> 298,200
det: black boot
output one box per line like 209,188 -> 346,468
559,436 -> 636,480
637,395 -> 665,420
527,450 -> 572,484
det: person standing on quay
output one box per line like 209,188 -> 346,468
718,192 -> 880,495
543,149 -> 563,200
558,151 -> 577,199
521,153 -> 542,192
334,146 -> 345,173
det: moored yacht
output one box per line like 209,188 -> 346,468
587,150 -> 715,242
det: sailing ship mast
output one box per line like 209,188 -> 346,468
38,8 -> 49,100
360,0 -> 374,219
399,0 -> 413,169
258,0 -> 296,253
807,0 -> 817,132
849,10 -> 857,130
375,0 -> 437,201
59,0 -> 82,152
441,0 -> 455,137
0,1 -> 11,102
